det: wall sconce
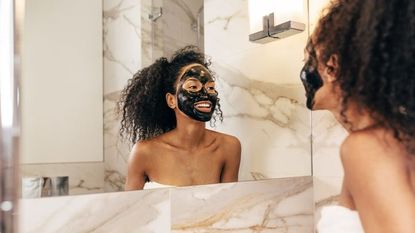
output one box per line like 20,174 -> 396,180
249,13 -> 305,44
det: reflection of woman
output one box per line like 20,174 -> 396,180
301,0 -> 415,232
120,46 -> 241,190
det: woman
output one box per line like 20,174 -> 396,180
301,0 -> 415,232
119,46 -> 241,190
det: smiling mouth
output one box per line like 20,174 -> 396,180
194,101 -> 212,112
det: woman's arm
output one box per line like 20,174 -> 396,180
221,136 -> 241,183
341,132 -> 415,233
124,143 -> 148,191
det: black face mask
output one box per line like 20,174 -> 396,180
176,65 -> 218,122
300,45 -> 323,110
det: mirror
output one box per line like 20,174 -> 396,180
19,0 -> 311,197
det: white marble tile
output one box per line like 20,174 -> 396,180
209,63 -> 311,180
141,0 -> 164,66
312,111 -> 347,177
19,178 -> 314,233
313,176 -> 343,207
103,91 -> 130,192
204,0 -> 253,60
205,0 -> 309,85
161,0 -> 203,58
141,0 -> 203,65
171,177 -> 314,233
313,176 -> 343,228
204,0 -> 312,180
103,0 -> 143,192
103,0 -> 142,94
20,162 -> 105,195
19,188 -> 170,233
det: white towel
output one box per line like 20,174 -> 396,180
317,205 -> 365,233
143,181 -> 175,189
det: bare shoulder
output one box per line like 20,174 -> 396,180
340,128 -> 403,167
209,130 -> 241,150
209,131 -> 241,182
125,139 -> 158,190
340,129 -> 415,232
128,139 -> 157,165
340,127 -> 411,201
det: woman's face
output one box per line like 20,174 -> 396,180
174,63 -> 218,122
300,43 -> 323,109
300,42 -> 341,111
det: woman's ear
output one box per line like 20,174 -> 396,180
325,54 -> 339,82
166,93 -> 176,109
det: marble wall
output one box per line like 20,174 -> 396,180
19,187 -> 171,233
312,112 -> 347,223
19,177 -> 313,233
204,0 -> 311,181
171,177 -> 313,233
158,0 -> 204,58
103,0 -> 143,192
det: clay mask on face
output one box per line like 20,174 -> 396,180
176,65 -> 218,122
300,44 -> 323,110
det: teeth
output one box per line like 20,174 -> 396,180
196,103 -> 211,108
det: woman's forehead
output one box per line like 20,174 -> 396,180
183,77 -> 215,84
181,63 -> 205,71
178,64 -> 211,80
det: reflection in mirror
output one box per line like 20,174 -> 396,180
120,51 -> 241,190
19,0 -> 311,197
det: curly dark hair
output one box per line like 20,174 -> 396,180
311,0 -> 415,152
118,46 -> 223,144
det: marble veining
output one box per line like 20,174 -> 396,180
103,0 -> 142,94
169,0 -> 199,24
103,92 -> 130,192
214,63 -> 307,129
206,9 -> 245,30
313,176 -> 344,227
19,177 -> 313,233
159,0 -> 204,58
204,0 -> 311,181
209,62 -> 311,180
103,0 -> 143,192
103,1 -> 137,76
171,177 -> 313,233
316,194 -> 340,209
19,188 -> 171,233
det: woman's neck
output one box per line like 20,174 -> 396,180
330,101 -> 378,133
172,113 -> 207,150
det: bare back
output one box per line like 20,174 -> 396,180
339,127 -> 415,233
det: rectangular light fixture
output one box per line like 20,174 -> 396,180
249,13 -> 305,44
